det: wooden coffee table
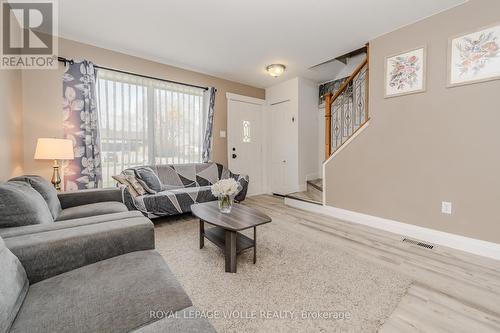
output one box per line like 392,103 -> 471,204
191,202 -> 272,273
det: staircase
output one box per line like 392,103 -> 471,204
324,44 -> 370,159
285,45 -> 369,206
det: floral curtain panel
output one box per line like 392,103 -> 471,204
63,60 -> 102,190
202,87 -> 216,163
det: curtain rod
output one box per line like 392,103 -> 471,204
57,56 -> 210,91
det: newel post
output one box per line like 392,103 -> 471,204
324,92 -> 332,160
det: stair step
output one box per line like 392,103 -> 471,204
285,191 -> 322,205
307,178 -> 323,192
285,179 -> 323,204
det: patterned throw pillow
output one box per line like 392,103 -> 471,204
112,174 -> 146,197
135,178 -> 157,194
134,167 -> 162,192
112,174 -> 137,196
124,175 -> 146,196
123,169 -> 157,194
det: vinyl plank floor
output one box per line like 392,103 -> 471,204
244,195 -> 500,332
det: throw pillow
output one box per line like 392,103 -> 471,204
124,175 -> 146,196
0,181 -> 54,227
134,167 -> 162,192
123,169 -> 156,194
10,175 -> 62,220
135,178 -> 157,194
112,174 -> 140,197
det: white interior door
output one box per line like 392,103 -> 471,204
227,94 -> 264,196
269,100 -> 296,195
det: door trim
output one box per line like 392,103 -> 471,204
226,93 -> 265,105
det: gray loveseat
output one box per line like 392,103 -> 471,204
0,176 -> 216,333
122,162 -> 249,218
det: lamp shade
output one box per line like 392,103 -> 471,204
34,138 -> 74,160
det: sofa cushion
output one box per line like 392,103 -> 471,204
135,186 -> 216,216
55,201 -> 128,221
166,164 -> 198,187
0,211 -> 144,239
154,165 -> 188,188
57,188 -> 123,210
0,181 -> 54,228
194,162 -> 220,186
160,184 -> 185,191
10,175 -> 62,220
0,236 -> 29,333
134,167 -> 162,192
5,217 -> 155,284
9,250 -> 192,333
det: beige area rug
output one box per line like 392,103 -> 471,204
154,202 -> 411,333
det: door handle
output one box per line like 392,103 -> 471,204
232,154 -> 237,159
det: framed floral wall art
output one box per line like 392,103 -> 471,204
384,46 -> 426,98
448,23 -> 500,87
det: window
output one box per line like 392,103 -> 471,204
96,69 -> 206,187
242,120 -> 251,143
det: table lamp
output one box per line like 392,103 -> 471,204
34,138 -> 74,190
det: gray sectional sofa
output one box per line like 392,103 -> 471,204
121,162 -> 249,218
0,176 -> 216,333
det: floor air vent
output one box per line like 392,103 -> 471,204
402,238 -> 434,249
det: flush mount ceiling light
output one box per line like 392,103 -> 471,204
266,64 -> 286,77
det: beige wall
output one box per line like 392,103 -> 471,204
0,69 -> 23,181
21,38 -> 265,179
325,0 -> 500,244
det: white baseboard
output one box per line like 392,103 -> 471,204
284,197 -> 500,261
247,191 -> 267,197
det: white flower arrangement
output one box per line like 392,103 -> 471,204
211,178 -> 240,197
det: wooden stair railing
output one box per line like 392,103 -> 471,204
324,44 -> 370,160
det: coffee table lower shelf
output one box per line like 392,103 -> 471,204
200,222 -> 257,273
204,226 -> 254,254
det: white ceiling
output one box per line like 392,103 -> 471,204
58,0 -> 465,88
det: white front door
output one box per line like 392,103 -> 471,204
227,93 -> 265,196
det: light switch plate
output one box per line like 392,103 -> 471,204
441,201 -> 452,214
220,130 -> 226,138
